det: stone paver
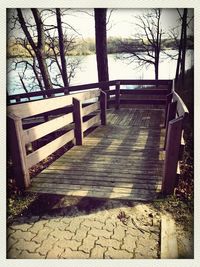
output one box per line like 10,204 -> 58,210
7,200 -> 161,259
91,244 -> 107,258
61,248 -> 90,259
46,245 -> 64,259
105,247 -> 133,259
78,234 -> 97,253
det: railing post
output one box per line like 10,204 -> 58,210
115,81 -> 120,110
164,93 -> 173,128
8,114 -> 30,189
100,90 -> 107,125
164,101 -> 177,149
73,97 -> 83,145
162,117 -> 183,195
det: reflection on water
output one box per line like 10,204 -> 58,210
7,50 -> 193,95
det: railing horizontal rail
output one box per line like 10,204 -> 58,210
118,79 -> 172,85
23,113 -> 73,144
109,99 -> 166,105
7,79 -> 172,104
83,113 -> 101,132
172,92 -> 189,117
82,102 -> 100,117
120,89 -> 170,95
26,129 -> 75,168
8,89 -> 100,119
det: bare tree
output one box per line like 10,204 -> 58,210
175,8 -> 188,86
7,8 -> 81,96
17,8 -> 53,90
118,9 -> 163,80
56,8 -> 69,91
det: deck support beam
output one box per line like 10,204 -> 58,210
162,117 -> 183,195
73,98 -> 83,145
115,81 -> 120,110
164,101 -> 177,149
164,93 -> 173,128
100,90 -> 107,125
8,114 -> 30,189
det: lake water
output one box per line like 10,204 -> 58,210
7,50 -> 194,95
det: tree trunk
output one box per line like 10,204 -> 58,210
180,8 -> 188,87
36,49 -> 53,91
94,8 -> 109,91
175,30 -> 183,84
17,8 -> 53,91
175,8 -> 188,88
56,8 -> 69,93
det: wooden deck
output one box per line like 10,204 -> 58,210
28,107 -> 165,201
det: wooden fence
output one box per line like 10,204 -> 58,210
7,79 -> 172,105
8,89 -> 106,189
162,85 -> 189,194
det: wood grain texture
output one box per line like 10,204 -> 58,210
162,117 -> 183,194
28,107 -> 165,200
173,91 -> 189,117
27,129 -> 74,168
23,113 -> 73,144
8,89 -> 100,119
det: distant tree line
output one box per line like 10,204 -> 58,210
7,35 -> 193,58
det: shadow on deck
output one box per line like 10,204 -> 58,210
28,107 -> 165,201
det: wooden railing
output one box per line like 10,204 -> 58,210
8,89 -> 106,189
7,79 -> 172,105
7,79 -> 189,196
162,86 -> 189,194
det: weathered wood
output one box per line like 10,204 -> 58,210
27,186 -> 157,201
119,79 -> 171,85
100,90 -> 107,125
83,113 -> 101,132
162,117 -> 183,194
8,79 -> 172,104
110,98 -> 166,105
179,132 -> 185,160
115,81 -> 120,110
32,177 -> 162,191
8,89 -> 100,119
107,90 -> 116,96
7,114 -> 30,189
164,101 -> 177,149
75,89 -> 100,102
25,107 -> 165,200
73,98 -> 83,145
29,181 -> 159,195
82,102 -> 100,117
38,171 -> 162,183
8,95 -> 73,119
164,93 -> 173,128
173,91 -> 189,117
26,129 -> 74,168
120,89 -> 169,95
23,113 -> 73,144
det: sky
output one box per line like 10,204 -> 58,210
60,8 -> 194,39
8,8 -> 194,41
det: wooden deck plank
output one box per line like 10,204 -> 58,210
35,173 -> 162,184
29,107 -> 165,201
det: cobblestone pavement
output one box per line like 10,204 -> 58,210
7,197 -> 161,259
